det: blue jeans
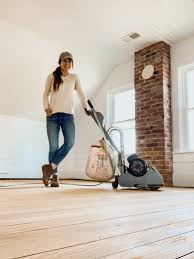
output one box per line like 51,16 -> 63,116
46,113 -> 75,170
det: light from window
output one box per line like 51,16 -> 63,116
107,86 -> 135,155
186,70 -> 194,150
186,70 -> 194,108
114,91 -> 135,122
188,110 -> 194,150
179,64 -> 194,151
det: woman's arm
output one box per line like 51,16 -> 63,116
75,75 -> 88,110
43,74 -> 53,115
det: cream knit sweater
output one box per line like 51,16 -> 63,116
43,73 -> 88,114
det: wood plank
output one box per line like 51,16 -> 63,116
0,206 -> 194,236
1,197 -> 194,226
1,185 -> 194,218
1,209 -> 194,258
10,218 -> 194,259
181,252 -> 194,258
106,231 -> 194,259
1,181 -> 194,258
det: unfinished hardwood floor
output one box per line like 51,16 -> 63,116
1,180 -> 194,259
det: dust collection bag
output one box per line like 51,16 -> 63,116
86,138 -> 115,181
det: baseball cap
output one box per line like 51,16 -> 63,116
59,51 -> 73,62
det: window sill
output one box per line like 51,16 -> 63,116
173,150 -> 194,155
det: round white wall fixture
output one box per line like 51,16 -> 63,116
141,64 -> 154,79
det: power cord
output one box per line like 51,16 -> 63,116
0,181 -> 104,188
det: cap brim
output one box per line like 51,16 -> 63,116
61,56 -> 73,60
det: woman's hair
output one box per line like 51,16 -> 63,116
52,58 -> 73,91
53,66 -> 63,92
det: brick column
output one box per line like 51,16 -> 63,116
134,41 -> 172,186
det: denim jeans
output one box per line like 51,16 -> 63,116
46,113 -> 75,170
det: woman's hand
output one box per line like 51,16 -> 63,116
84,108 -> 92,116
45,107 -> 52,117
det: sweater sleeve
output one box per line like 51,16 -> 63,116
75,75 -> 88,109
43,74 -> 53,110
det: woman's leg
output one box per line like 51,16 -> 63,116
46,114 -> 60,164
42,114 -> 60,186
51,114 -> 75,166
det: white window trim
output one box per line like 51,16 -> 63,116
178,62 -> 194,152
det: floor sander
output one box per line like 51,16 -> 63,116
86,100 -> 164,190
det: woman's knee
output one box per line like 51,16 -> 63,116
67,138 -> 75,150
49,144 -> 59,153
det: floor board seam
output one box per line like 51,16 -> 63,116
8,219 -> 194,259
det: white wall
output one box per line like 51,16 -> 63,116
0,20 -> 64,121
0,115 -> 47,178
0,20 -> 64,178
60,62 -> 134,179
171,35 -> 194,187
0,19 -> 130,179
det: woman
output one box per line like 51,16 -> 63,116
42,51 -> 90,187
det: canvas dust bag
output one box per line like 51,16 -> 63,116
85,139 -> 115,181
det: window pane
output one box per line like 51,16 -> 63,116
188,109 -> 194,150
186,70 -> 194,108
110,121 -> 136,154
107,86 -> 136,154
114,89 -> 135,122
113,120 -> 135,130
109,131 -> 120,151
123,128 -> 136,154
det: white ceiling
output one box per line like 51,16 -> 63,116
1,0 -> 194,49
0,0 -> 194,119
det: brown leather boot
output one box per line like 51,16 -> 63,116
42,164 -> 54,186
51,174 -> 60,187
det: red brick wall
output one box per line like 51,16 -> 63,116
134,41 -> 173,186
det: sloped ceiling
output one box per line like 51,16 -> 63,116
0,0 -> 194,120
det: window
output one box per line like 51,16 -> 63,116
178,63 -> 194,151
107,84 -> 135,155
